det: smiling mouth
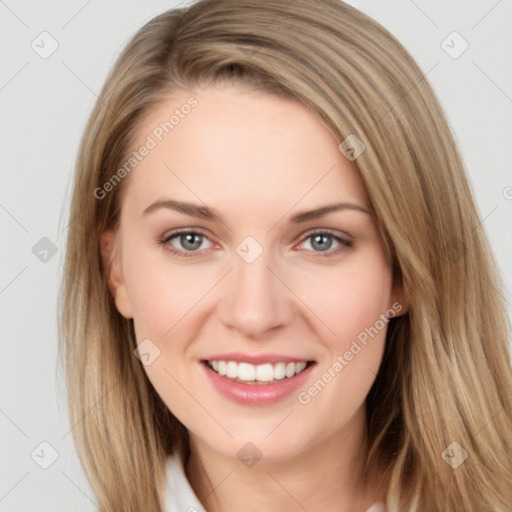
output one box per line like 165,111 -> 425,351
203,360 -> 315,385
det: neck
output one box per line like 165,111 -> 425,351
185,406 -> 385,512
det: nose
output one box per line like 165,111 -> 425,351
217,254 -> 295,339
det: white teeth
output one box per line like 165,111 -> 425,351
226,361 -> 238,378
273,362 -> 286,380
285,362 -> 296,378
208,360 -> 309,382
238,362 -> 256,381
256,363 -> 274,382
295,362 -> 307,374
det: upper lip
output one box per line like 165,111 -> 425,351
202,353 -> 315,365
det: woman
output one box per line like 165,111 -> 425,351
59,0 -> 512,510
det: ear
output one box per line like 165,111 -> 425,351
100,230 -> 133,319
389,285 -> 409,317
389,274 -> 409,317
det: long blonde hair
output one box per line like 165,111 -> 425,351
59,1 -> 512,510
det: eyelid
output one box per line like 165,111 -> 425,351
160,227 -> 213,243
295,228 -> 353,244
158,227 -> 353,259
159,228 -> 219,259
294,228 -> 353,254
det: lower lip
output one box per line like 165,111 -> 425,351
201,362 -> 315,406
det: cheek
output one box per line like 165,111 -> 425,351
290,252 -> 394,348
291,254 -> 393,411
122,246 -> 213,415
122,244 -> 220,399
334,271 -> 393,346
123,243 -> 218,339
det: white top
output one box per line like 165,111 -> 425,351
163,454 -> 386,512
164,455 -> 206,512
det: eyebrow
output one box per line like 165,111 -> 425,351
289,202 -> 371,223
143,199 -> 218,220
142,199 -> 371,222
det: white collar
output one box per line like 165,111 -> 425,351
164,454 -> 206,512
163,454 -> 386,512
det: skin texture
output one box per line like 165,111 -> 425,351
102,84 -> 405,511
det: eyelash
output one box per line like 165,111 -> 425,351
297,229 -> 353,257
159,228 -> 212,259
158,229 -> 353,259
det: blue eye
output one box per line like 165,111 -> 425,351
309,233 -> 335,251
299,231 -> 352,254
159,229 -> 351,259
174,233 -> 208,251
161,230 -> 213,256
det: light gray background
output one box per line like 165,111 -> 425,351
1,1 -> 511,510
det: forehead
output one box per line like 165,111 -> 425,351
120,85 -> 369,220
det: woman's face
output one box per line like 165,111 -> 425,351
104,84 -> 403,463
